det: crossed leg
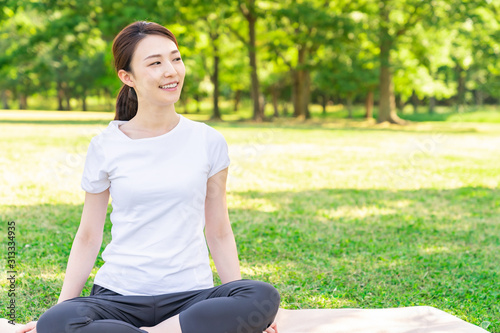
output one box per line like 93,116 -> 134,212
36,280 -> 280,333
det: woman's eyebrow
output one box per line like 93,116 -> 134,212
143,50 -> 180,62
143,54 -> 161,61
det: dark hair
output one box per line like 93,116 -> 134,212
112,21 -> 179,120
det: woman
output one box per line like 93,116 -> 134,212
17,21 -> 280,333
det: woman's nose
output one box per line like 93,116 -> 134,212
163,61 -> 177,76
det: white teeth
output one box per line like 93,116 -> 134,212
160,83 -> 178,89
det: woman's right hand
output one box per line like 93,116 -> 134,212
15,321 -> 37,333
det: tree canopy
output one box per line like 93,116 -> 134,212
0,0 -> 498,122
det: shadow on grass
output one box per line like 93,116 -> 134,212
1,114 -> 493,135
209,119 -> 489,135
1,186 -> 498,327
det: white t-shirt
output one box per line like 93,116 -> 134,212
80,114 -> 230,296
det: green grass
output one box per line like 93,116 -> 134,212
1,110 -> 499,332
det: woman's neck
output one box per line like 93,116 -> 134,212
132,103 -> 179,133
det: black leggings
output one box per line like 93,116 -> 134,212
36,279 -> 280,333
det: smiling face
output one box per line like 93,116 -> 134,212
118,34 -> 185,108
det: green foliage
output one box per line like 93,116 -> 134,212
0,0 -> 499,116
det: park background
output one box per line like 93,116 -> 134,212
1,0 -> 499,332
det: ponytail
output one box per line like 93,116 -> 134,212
114,86 -> 138,120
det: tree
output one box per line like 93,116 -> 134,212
225,0 -> 266,120
0,6 -> 47,109
451,1 -> 500,109
314,9 -> 379,120
175,0 -> 244,120
392,23 -> 456,114
266,0 -> 352,119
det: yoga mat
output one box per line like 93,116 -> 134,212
274,306 -> 488,332
0,306 -> 488,333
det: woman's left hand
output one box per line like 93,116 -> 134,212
264,321 -> 278,333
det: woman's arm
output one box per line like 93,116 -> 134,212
57,189 -> 110,303
15,190 -> 110,333
204,168 -> 241,283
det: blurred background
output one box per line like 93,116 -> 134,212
1,0 -> 499,123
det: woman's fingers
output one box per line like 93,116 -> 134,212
264,321 -> 278,333
15,321 -> 37,333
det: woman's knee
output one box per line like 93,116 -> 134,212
231,280 -> 280,332
228,279 -> 280,323
247,280 -> 281,317
37,300 -> 92,333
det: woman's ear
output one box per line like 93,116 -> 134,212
118,69 -> 135,88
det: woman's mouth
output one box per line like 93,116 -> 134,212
159,82 -> 179,90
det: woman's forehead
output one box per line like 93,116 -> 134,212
134,35 -> 179,61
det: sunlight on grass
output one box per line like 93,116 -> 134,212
317,205 -> 399,220
0,110 -> 113,120
0,267 -> 64,288
228,195 -> 279,213
240,264 -> 275,277
419,246 -> 452,255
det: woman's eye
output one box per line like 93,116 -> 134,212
150,61 -> 161,66
174,57 -> 182,61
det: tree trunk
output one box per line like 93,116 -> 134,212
211,53 -> 221,120
81,91 -> 87,111
181,96 -> 188,113
19,94 -> 28,110
411,90 -> 418,113
57,83 -> 64,111
377,1 -> 405,124
293,46 -> 308,119
378,52 -> 401,123
429,96 -> 436,114
271,86 -> 279,118
65,95 -> 71,111
103,87 -> 113,111
292,70 -> 299,117
195,94 -> 201,113
321,94 -> 327,115
247,9 -> 262,121
108,89 -> 113,111
259,93 -> 266,119
207,25 -> 222,121
233,89 -> 241,112
365,90 -> 374,119
346,93 -> 354,119
475,89 -> 483,106
456,64 -> 465,112
304,68 -> 311,119
395,94 -> 404,112
282,101 -> 288,116
1,90 -> 9,109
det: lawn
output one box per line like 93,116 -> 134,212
1,110 -> 499,332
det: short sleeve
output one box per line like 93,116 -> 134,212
81,137 -> 110,193
206,127 -> 230,178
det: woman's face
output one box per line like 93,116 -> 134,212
123,34 -> 185,107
